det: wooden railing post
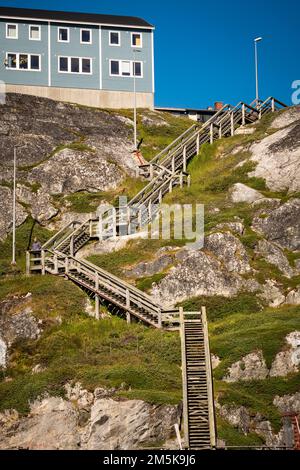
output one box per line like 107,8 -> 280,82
65,257 -> 69,274
230,112 -> 234,136
271,98 -> 275,112
126,289 -> 131,324
70,236 -> 74,257
41,250 -> 45,275
219,123 -> 222,139
183,145 -> 187,172
172,156 -> 175,174
150,164 -> 154,180
169,180 -> 173,193
196,134 -> 200,154
53,254 -> 58,274
26,251 -> 30,275
158,308 -> 162,328
210,123 -> 214,144
242,103 -> 246,126
95,271 -> 100,320
187,174 -> 191,188
179,172 -> 184,188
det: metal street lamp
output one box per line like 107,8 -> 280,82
133,48 -> 141,149
254,37 -> 262,105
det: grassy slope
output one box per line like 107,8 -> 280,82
1,108 -> 299,445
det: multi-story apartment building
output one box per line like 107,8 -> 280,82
0,7 -> 155,108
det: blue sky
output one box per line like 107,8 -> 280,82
1,0 -> 299,108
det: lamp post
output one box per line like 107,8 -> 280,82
11,147 -> 17,265
254,37 -> 262,105
133,48 -> 141,149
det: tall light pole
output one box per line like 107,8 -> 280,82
254,37 -> 262,105
11,147 -> 17,265
133,49 -> 141,149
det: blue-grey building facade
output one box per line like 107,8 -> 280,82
0,7 -> 155,108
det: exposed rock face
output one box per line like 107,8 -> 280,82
223,351 -> 269,383
0,384 -> 180,450
249,119 -> 300,193
205,232 -> 251,274
258,280 -> 285,308
125,248 -> 176,278
285,286 -> 300,305
255,240 -> 295,278
211,354 -> 221,370
274,392 -> 300,415
28,148 -> 122,195
16,184 -> 58,224
0,186 -> 27,240
217,404 -> 291,448
0,295 -> 41,368
252,199 -> 300,251
151,249 -> 259,308
0,93 -> 140,238
215,221 -> 245,236
272,107 -> 300,129
228,183 -> 264,204
270,332 -> 300,377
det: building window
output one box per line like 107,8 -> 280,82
7,53 -> 17,68
110,60 -> 119,76
109,31 -> 120,46
71,58 -> 80,73
133,61 -> 142,77
131,33 -> 142,47
110,60 -> 143,78
82,58 -> 91,74
58,56 -> 92,74
81,29 -> 92,44
6,53 -> 41,71
58,27 -> 69,42
6,24 -> 18,39
59,57 -> 68,72
29,25 -> 41,41
121,61 -> 131,76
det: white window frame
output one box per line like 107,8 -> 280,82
57,27 -> 70,43
80,28 -> 92,44
6,52 -> 41,72
109,59 -> 143,78
6,23 -> 18,39
29,24 -> 41,41
57,56 -> 93,75
109,31 -> 121,46
131,32 -> 143,48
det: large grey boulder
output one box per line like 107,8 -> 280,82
228,183 -> 264,204
252,199 -> 300,251
151,249 -> 259,308
255,239 -> 296,278
16,184 -> 58,224
285,286 -> 300,305
272,107 -> 300,129
270,332 -> 300,377
28,148 -> 122,195
249,120 -> 300,193
223,351 -> 269,383
205,232 -> 251,274
258,280 -> 285,308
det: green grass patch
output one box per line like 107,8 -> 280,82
0,277 -> 182,413
217,417 -> 265,447
179,294 -> 262,322
216,373 -> 300,432
210,304 -> 300,378
136,273 -> 167,292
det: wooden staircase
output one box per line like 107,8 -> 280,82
180,309 -> 216,449
26,96 -> 287,450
